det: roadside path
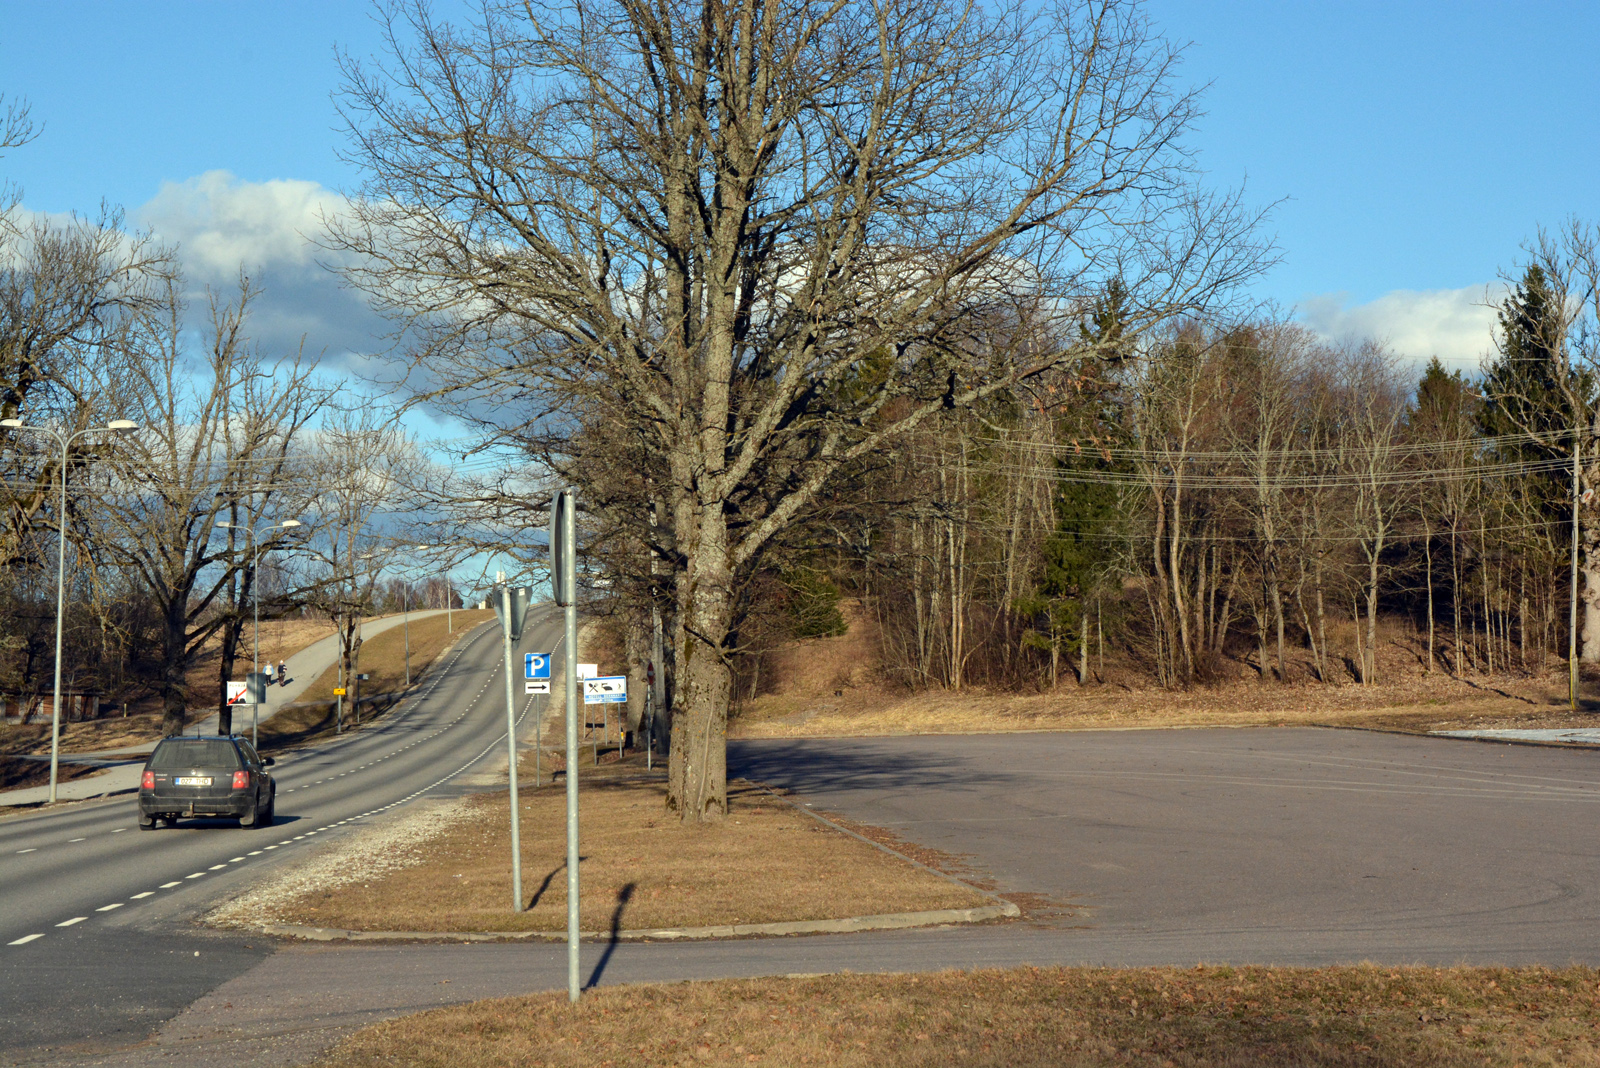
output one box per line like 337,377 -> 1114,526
0,611 -> 452,807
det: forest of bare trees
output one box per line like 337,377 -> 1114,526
713,232 -> 1600,711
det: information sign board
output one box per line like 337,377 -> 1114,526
526,680 -> 551,695
583,676 -> 628,704
525,653 -> 551,680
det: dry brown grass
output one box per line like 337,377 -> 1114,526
0,617 -> 341,756
731,605 -> 1600,739
265,762 -> 987,933
294,610 -> 495,705
317,964 -> 1600,1068
0,712 -> 169,758
0,755 -> 115,790
254,612 -> 495,750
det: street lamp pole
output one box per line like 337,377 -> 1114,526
218,519 -> 303,747
0,418 -> 138,803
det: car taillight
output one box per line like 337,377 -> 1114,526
141,770 -> 154,790
231,770 -> 250,790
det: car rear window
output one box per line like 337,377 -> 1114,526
149,739 -> 242,770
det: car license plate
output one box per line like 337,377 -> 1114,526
175,776 -> 212,786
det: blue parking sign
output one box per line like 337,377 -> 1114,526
525,653 -> 551,679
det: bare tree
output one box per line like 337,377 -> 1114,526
302,409 -> 413,725
91,278 -> 326,735
334,0 -> 1270,819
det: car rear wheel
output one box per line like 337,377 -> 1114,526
258,789 -> 275,828
137,813 -> 155,830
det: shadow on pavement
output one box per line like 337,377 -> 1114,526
729,738 -> 1014,797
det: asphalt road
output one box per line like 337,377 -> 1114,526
13,713 -> 1600,1065
0,605 -> 566,1064
730,728 -> 1600,959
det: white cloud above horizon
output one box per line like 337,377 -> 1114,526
134,170 -> 391,366
1297,284 -> 1506,373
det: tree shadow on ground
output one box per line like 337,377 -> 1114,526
728,738 -> 1019,799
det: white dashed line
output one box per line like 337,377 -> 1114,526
95,903 -> 123,912
15,848 -> 35,854
131,892 -> 154,899
56,917 -> 86,927
264,845 -> 278,850
67,838 -> 85,843
111,828 -> 126,833
160,881 -> 182,888
247,851 -> 262,856
8,934 -> 44,945
208,864 -> 227,870
229,856 -> 246,862
186,873 -> 205,879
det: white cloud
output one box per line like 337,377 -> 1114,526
135,171 -> 389,365
1297,284 -> 1506,371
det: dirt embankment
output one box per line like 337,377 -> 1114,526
729,602 -> 1600,739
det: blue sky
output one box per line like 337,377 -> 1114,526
4,0 -> 1599,371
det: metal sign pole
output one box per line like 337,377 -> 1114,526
554,487 -> 581,1002
501,584 -> 524,911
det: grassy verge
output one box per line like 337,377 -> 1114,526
316,964 -> 1600,1068
247,759 -> 988,932
731,669 -> 1600,740
0,713 -> 169,758
293,610 -> 495,705
0,756 -> 117,790
254,611 -> 494,750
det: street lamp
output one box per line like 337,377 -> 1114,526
0,417 -> 138,802
216,518 -> 304,747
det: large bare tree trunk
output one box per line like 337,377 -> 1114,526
668,509 -> 734,821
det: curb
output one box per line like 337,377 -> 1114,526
1311,722 -> 1600,752
258,902 -> 1020,944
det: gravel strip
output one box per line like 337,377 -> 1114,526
205,798 -> 475,930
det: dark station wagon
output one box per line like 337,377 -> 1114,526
138,735 -> 277,830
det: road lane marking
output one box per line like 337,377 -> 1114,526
229,856 -> 246,862
130,892 -> 154,899
208,864 -> 227,870
95,903 -> 123,912
247,850 -> 262,856
160,881 -> 181,888
8,934 -> 44,945
264,845 -> 278,850
15,848 -> 35,854
111,828 -> 126,833
67,838 -> 85,843
186,873 -> 205,879
56,917 -> 86,927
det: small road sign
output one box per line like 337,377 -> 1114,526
577,663 -> 598,679
226,681 -> 248,706
526,680 -> 551,695
525,653 -> 551,680
333,687 -> 347,696
583,676 -> 627,704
